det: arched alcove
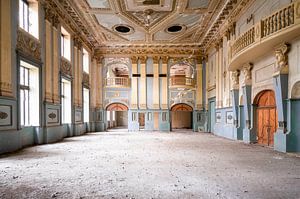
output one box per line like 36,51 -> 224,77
291,81 -> 300,99
171,103 -> 193,129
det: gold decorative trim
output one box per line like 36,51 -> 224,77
17,29 -> 41,61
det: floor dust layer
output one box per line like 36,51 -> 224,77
1,131 -> 300,199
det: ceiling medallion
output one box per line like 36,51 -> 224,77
113,24 -> 135,35
165,24 -> 187,34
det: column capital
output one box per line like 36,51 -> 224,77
139,56 -> 147,63
231,70 -> 240,90
242,63 -> 253,86
161,56 -> 169,64
152,56 -> 160,64
273,43 -> 290,76
131,56 -> 138,64
73,37 -> 82,49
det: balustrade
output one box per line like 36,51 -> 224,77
105,77 -> 130,87
169,77 -> 195,88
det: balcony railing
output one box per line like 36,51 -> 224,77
105,77 -> 131,88
169,77 -> 195,88
229,0 -> 300,70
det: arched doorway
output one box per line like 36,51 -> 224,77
106,103 -> 128,130
255,90 -> 278,146
171,103 -> 193,130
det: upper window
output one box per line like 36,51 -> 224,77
19,0 -> 39,38
83,48 -> 89,73
61,27 -> 71,61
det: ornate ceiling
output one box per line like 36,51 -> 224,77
45,0 -> 253,57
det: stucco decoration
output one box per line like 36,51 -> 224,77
61,58 -> 72,77
291,81 -> 300,99
242,63 -> 253,86
17,29 -> 41,61
274,43 -> 290,76
83,73 -> 90,87
231,70 -> 240,90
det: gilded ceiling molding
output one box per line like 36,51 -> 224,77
95,46 -> 201,58
274,43 -> 290,76
201,0 -> 253,51
17,29 -> 41,61
41,0 -> 97,50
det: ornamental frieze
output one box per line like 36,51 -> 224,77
60,58 -> 72,77
95,47 -> 201,57
17,29 -> 41,61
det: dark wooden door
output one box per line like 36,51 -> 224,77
256,91 -> 277,146
139,113 -> 145,128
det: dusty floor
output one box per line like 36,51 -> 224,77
0,130 -> 300,199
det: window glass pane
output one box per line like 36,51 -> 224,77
24,89 -> 29,126
25,68 -> 29,86
20,90 -> 24,126
19,0 -> 24,29
20,67 -> 24,85
24,2 -> 29,31
107,111 -> 110,121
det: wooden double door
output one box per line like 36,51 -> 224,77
256,91 -> 278,146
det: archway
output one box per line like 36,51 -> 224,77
106,103 -> 128,130
171,103 -> 193,130
255,90 -> 278,146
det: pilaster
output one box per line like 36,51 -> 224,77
161,56 -> 168,109
130,56 -> 138,109
0,0 -> 13,97
153,56 -> 160,109
273,43 -> 290,152
139,56 -> 147,109
241,63 -> 256,143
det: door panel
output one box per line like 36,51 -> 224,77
256,91 -> 277,146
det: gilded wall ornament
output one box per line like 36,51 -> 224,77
82,72 -> 90,87
61,58 -> 72,77
17,29 -> 41,61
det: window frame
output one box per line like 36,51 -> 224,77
19,65 -> 30,126
19,0 -> 30,32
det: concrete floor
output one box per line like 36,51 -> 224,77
0,131 -> 300,199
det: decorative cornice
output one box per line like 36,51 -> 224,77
41,0 -> 97,49
95,46 -> 201,57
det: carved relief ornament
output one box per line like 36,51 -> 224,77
61,58 -> 72,77
17,29 -> 41,61
274,43 -> 290,76
242,63 -> 253,86
231,70 -> 240,90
